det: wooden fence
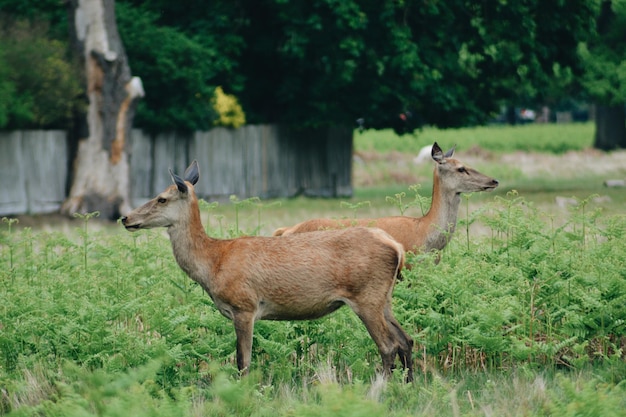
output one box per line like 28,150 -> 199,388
0,130 -> 68,216
0,125 -> 353,216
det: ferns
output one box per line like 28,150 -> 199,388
400,192 -> 626,373
1,195 -> 626,415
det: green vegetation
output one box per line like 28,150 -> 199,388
0,19 -> 81,129
2,2 -> 625,148
2,186 -> 625,415
1,124 -> 624,415
0,0 -> 602,132
355,122 -> 595,155
346,122 -> 626,222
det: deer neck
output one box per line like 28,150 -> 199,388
422,168 -> 461,249
166,202 -> 216,286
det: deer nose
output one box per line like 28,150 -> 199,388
121,216 -> 128,224
492,179 -> 499,186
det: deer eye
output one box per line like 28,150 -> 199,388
457,167 -> 466,173
157,197 -> 167,204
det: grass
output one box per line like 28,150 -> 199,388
1,194 -> 626,416
354,122 -> 595,154
2,122 -> 626,416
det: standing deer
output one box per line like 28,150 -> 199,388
273,142 -> 499,264
121,161 -> 414,381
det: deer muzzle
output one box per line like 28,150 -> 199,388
121,216 -> 141,231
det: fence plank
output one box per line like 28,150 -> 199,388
192,128 -> 244,199
265,125 -> 299,198
22,131 -> 67,213
0,131 -> 27,215
152,132 -> 190,194
129,129 -> 154,206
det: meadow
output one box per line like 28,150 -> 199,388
1,122 -> 626,416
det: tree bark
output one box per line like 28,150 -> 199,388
594,104 -> 626,150
62,0 -> 144,219
591,1 -> 626,151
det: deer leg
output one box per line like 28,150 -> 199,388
232,313 -> 255,375
353,308 -> 399,378
384,307 -> 414,382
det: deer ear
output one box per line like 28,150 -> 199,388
170,169 -> 188,193
184,160 -> 200,185
431,142 -> 444,163
444,145 -> 456,158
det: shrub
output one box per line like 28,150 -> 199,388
212,86 -> 246,128
0,19 -> 82,129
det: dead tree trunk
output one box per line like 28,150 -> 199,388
62,0 -> 144,219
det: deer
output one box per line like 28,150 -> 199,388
121,161 -> 414,381
273,142 -> 499,265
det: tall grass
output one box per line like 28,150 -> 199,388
1,189 -> 625,415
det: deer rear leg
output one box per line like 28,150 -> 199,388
385,307 -> 414,382
232,312 -> 255,375
353,308 -> 399,378
390,325 -> 414,382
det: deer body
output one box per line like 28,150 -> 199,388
122,161 -> 413,380
274,142 -> 499,261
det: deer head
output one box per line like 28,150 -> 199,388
431,142 -> 499,194
122,161 -> 200,231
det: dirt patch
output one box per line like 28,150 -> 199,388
462,144 -> 498,161
353,151 -> 427,187
499,148 -> 626,178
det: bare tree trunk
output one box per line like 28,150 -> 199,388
594,104 -> 626,150
62,0 -> 144,219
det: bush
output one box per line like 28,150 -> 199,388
213,86 -> 246,128
0,19 -> 82,129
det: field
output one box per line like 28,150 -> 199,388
2,122 -> 626,416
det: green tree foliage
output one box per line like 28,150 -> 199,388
0,49 -> 14,127
115,1 -> 245,132
0,0 -> 68,38
579,0 -> 626,105
0,19 -> 82,129
456,1 -> 595,118
0,1 -> 81,129
113,0 -> 596,132
234,0 -> 594,131
0,0 -> 598,132
577,0 -> 626,149
237,0 -> 429,130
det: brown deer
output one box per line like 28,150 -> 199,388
121,161 -> 414,381
273,142 -> 499,264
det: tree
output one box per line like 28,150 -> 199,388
102,1 -> 596,133
115,0 -> 244,132
579,0 -> 626,150
230,0 -> 594,132
61,0 -> 144,219
0,0 -> 599,135
0,19 -> 82,129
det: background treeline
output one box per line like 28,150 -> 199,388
1,0 -> 614,134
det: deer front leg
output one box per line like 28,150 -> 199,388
232,313 -> 255,375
